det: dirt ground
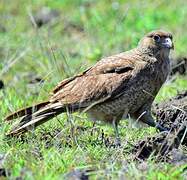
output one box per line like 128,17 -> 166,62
133,90 -> 187,163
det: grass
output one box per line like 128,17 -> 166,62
0,0 -> 187,179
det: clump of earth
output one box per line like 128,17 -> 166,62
132,91 -> 187,162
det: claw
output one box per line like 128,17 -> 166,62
155,123 -> 169,132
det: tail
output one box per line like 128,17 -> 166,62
5,101 -> 77,136
5,101 -> 50,121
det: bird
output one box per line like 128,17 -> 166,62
5,30 -> 174,145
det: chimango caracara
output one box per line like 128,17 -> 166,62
5,30 -> 174,144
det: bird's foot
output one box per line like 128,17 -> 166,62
155,123 -> 170,132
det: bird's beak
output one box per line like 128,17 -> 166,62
162,38 -> 174,50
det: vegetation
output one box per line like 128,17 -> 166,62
0,0 -> 187,179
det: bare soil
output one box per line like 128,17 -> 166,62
133,91 -> 187,162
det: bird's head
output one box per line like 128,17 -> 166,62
138,30 -> 174,57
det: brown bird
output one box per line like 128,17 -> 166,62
5,30 -> 174,144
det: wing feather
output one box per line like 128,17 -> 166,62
50,54 -> 138,108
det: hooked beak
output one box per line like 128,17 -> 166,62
162,38 -> 174,50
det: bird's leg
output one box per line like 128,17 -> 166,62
90,121 -> 96,136
141,113 -> 168,132
112,119 -> 121,146
133,105 -> 169,132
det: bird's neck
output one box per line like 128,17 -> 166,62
136,46 -> 170,61
156,48 -> 170,60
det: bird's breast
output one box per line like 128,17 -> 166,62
151,57 -> 170,88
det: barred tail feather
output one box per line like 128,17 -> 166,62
5,101 -> 50,121
6,102 -> 78,136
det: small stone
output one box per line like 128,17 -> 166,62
33,7 -> 60,28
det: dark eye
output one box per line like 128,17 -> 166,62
153,35 -> 160,42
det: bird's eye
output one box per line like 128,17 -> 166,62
153,35 -> 160,42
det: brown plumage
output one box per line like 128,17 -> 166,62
5,30 -> 174,140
